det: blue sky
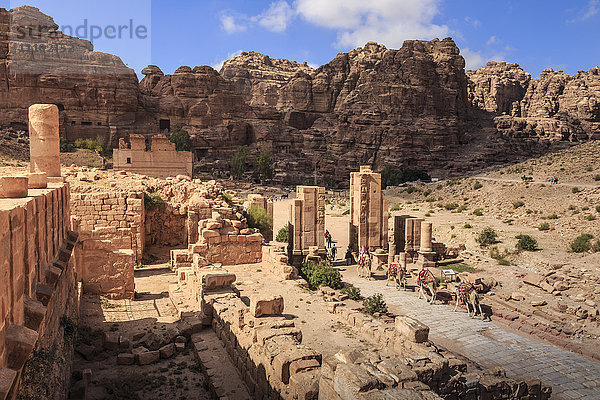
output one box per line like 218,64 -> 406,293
3,0 -> 599,79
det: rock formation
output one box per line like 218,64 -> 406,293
468,62 -> 600,141
0,6 -> 141,143
2,6 -> 599,184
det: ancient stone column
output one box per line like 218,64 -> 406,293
388,243 -> 396,265
420,222 -> 433,252
29,104 -> 61,177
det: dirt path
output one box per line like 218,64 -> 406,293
476,176 -> 600,188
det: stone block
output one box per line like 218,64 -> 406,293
0,176 -> 28,198
27,172 -> 47,189
117,353 -> 135,365
75,344 -> 96,361
0,368 -> 18,399
202,273 -> 236,291
45,264 -> 62,286
160,343 -> 176,359
289,370 -> 320,400
103,332 -> 120,351
137,350 -> 160,365
289,359 -> 320,376
5,324 -> 38,369
333,363 -> 383,398
252,295 -> 284,317
24,297 -> 46,331
175,342 -> 186,352
395,316 -> 429,343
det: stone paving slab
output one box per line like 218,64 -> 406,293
345,275 -> 600,400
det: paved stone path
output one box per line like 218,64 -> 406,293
345,275 -> 600,400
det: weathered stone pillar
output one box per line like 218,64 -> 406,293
29,104 -> 61,177
388,243 -> 396,265
420,222 -> 433,252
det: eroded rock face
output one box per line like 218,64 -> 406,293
0,6 -> 141,143
467,61 -> 531,115
220,51 -> 314,107
468,63 -> 600,141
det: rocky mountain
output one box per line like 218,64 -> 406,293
1,6 -> 598,183
0,6 -> 142,144
468,62 -> 600,142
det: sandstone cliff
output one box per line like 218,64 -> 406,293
2,6 -> 598,183
468,62 -> 600,141
0,6 -> 142,144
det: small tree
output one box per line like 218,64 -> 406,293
516,234 -> 538,251
276,225 -> 289,243
362,294 -> 388,315
169,129 -> 192,151
246,206 -> 273,236
254,148 -> 274,183
230,145 -> 249,179
570,233 -> 594,253
476,228 -> 498,247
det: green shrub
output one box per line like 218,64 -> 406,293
538,222 -> 550,231
456,204 -> 467,212
60,137 -> 75,152
585,214 -> 597,221
246,206 -> 273,236
594,175 -> 600,181
390,204 -> 401,211
592,240 -> 600,253
463,223 -> 472,229
572,187 -> 581,194
299,260 -> 342,290
444,202 -> 459,211
568,204 -> 577,211
489,246 -> 511,265
325,199 -> 331,205
230,145 -> 249,179
546,213 -> 559,220
341,285 -> 361,300
596,205 -> 600,213
276,225 -> 289,243
476,228 -> 498,247
512,200 -> 525,209
380,165 -> 430,189
74,138 -> 106,154
515,234 -> 538,251
423,190 -> 432,197
570,234 -> 594,253
168,128 -> 192,151
472,208 -> 484,216
362,293 -> 387,315
144,192 -> 163,211
405,186 -> 419,194
473,181 -> 483,190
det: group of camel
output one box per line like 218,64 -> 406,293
354,250 -> 483,318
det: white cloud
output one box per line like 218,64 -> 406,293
464,16 -> 481,28
486,35 -> 498,46
212,50 -> 243,71
567,0 -> 599,22
461,48 -> 485,70
253,1 -> 295,32
307,62 -> 320,69
294,0 -> 450,49
220,14 -> 247,34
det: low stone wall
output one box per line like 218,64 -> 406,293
0,182 -> 81,399
262,244 -> 297,280
70,191 -> 143,298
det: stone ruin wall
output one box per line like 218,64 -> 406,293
113,134 -> 194,179
0,181 -> 81,400
70,191 -> 144,299
288,186 -> 326,263
178,267 -> 552,400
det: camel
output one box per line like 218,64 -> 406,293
417,268 -> 438,304
355,248 -> 372,279
453,282 -> 483,318
386,263 -> 407,290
